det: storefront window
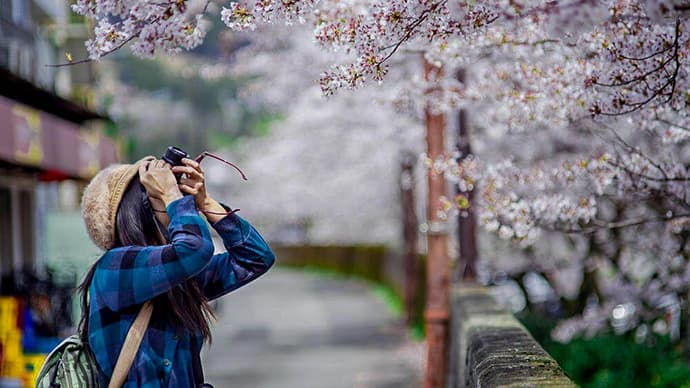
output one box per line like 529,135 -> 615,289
0,182 -> 36,281
0,187 -> 12,276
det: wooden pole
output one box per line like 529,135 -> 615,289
423,58 -> 449,388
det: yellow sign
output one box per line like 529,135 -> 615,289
12,105 -> 43,166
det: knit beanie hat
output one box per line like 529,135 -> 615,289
81,156 -> 154,251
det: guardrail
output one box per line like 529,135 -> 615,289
448,284 -> 576,388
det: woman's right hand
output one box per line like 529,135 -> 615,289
138,159 -> 182,206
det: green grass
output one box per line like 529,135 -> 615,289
410,321 -> 425,341
371,284 -> 403,317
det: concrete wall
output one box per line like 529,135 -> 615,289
448,284 -> 575,388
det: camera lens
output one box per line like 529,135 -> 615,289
162,146 -> 189,167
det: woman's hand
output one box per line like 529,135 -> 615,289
138,159 -> 182,206
172,158 -> 208,208
173,158 -> 228,223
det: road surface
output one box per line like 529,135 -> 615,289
203,268 -> 424,388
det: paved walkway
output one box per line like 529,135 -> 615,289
203,268 -> 424,388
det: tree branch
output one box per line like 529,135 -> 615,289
597,18 -> 681,115
46,34 -> 137,67
542,212 -> 690,234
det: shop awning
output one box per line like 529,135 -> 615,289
0,95 -> 119,181
0,67 -> 108,124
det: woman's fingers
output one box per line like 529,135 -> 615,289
183,158 -> 203,175
138,162 -> 149,180
148,159 -> 172,170
178,177 -> 200,187
172,165 -> 204,180
179,180 -> 203,190
138,158 -> 181,203
179,185 -> 196,195
178,181 -> 203,194
181,158 -> 202,172
173,159 -> 207,208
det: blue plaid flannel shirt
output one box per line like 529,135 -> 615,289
87,195 -> 275,387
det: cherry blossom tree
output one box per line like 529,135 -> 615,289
72,0 -> 690,342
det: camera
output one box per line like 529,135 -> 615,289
162,146 -> 190,182
162,146 -> 189,167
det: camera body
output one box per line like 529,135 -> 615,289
162,146 -> 190,182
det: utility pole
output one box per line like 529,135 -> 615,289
399,151 -> 419,326
423,59 -> 450,388
455,69 -> 478,281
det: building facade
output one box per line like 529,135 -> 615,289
0,1 -> 118,299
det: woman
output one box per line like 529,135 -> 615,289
79,156 -> 275,387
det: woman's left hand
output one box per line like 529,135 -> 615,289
173,159 -> 228,222
172,158 -> 209,209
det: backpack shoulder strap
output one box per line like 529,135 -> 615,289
108,301 -> 154,388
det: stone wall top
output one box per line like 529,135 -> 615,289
447,284 -> 576,388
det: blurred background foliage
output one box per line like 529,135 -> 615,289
520,312 -> 690,388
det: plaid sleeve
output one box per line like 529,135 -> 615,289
194,212 -> 275,300
93,195 -> 215,311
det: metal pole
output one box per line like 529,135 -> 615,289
455,69 -> 478,281
400,151 -> 419,326
423,58 -> 449,388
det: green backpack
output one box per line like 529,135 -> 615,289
35,334 -> 102,388
36,300 -> 152,388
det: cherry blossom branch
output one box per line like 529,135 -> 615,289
616,44 -> 673,62
66,1 -> 209,65
47,33 -> 137,67
498,0 -> 596,20
596,18 -> 682,116
654,117 -> 690,133
542,213 -> 690,234
375,1 -> 451,67
605,159 -> 690,183
606,127 -> 669,180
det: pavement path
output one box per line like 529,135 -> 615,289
202,268 -> 424,388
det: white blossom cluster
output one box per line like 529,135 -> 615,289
430,152 -> 613,245
74,1 -> 690,116
72,0 -> 207,59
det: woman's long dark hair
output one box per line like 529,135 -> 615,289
78,176 -> 215,341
